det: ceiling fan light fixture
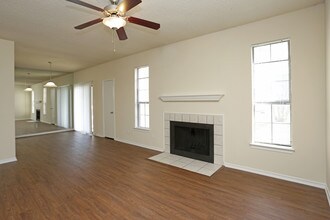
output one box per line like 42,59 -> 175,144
103,16 -> 126,29
44,81 -> 57,88
24,86 -> 33,92
24,72 -> 33,92
44,61 -> 57,88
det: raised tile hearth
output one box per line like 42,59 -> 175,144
149,112 -> 224,176
149,152 -> 222,176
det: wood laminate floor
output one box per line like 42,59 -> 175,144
15,120 -> 67,137
1,132 -> 329,219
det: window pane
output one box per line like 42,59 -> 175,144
138,78 -> 149,90
272,104 -> 290,123
139,103 -> 145,115
145,103 -> 149,116
272,123 -> 290,145
139,115 -> 146,128
43,88 -> 47,115
254,123 -> 271,143
254,61 -> 289,79
271,81 -> 289,102
43,88 -> 47,102
253,45 -> 270,63
32,91 -> 34,113
138,67 -> 149,79
138,90 -> 149,102
254,104 -> 271,123
138,103 -> 149,128
271,42 -> 288,61
254,83 -> 271,103
145,116 -> 150,128
254,61 -> 289,102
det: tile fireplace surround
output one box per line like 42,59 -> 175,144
164,112 -> 224,165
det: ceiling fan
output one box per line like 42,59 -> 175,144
67,0 -> 160,40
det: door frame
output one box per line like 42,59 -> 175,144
102,79 -> 116,139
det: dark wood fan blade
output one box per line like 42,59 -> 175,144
128,16 -> 160,30
116,27 -> 128,40
117,0 -> 142,13
66,0 -> 104,12
74,18 -> 103,29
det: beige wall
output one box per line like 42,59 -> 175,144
75,5 -> 326,183
0,39 -> 16,162
15,85 -> 32,120
326,0 -> 330,195
31,73 -> 73,123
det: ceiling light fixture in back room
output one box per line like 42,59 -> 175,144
24,73 -> 33,92
44,61 -> 57,88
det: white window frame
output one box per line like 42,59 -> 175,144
135,66 -> 150,130
43,87 -> 47,115
251,39 -> 292,150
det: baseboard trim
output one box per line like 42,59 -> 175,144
16,129 -> 74,139
224,162 -> 326,189
93,133 -> 105,138
15,118 -> 32,121
325,185 -> 330,206
40,120 -> 53,125
0,157 -> 17,165
115,138 -> 162,152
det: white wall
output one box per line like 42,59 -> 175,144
15,85 -> 31,120
31,73 -> 73,123
75,4 -> 326,183
0,39 -> 16,163
326,0 -> 330,197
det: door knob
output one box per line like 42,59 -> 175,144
110,112 -> 114,114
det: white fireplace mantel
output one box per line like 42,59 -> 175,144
159,94 -> 224,102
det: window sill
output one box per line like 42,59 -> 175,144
250,142 -> 295,153
134,127 -> 150,131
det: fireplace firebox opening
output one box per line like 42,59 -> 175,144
170,121 -> 214,163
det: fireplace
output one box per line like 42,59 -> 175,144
170,121 -> 214,163
36,109 -> 41,121
164,113 -> 224,165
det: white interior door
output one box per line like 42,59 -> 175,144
50,88 -> 56,124
103,80 -> 115,139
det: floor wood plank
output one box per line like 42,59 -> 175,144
1,132 -> 329,219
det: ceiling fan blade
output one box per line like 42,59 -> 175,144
117,0 -> 142,13
128,16 -> 160,30
116,27 -> 128,40
74,18 -> 103,29
66,0 -> 104,12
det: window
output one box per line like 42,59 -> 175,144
57,86 -> 72,129
252,39 -> 291,147
135,66 -> 149,129
31,90 -> 35,114
74,83 -> 92,134
43,88 -> 47,115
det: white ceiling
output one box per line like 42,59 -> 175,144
0,0 -> 324,76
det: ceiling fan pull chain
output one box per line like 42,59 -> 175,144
112,29 -> 116,53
